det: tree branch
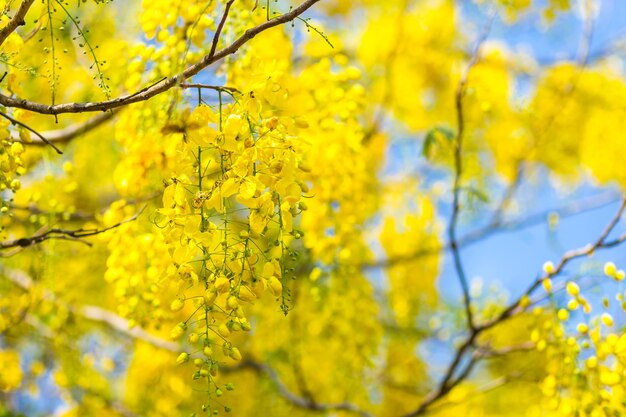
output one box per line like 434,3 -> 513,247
488,162 -> 524,228
233,361 -> 375,417
9,203 -> 95,220
180,83 -> 241,94
480,194 -> 626,331
577,0 -> 595,66
12,110 -> 118,145
3,265 -> 373,417
402,194 -> 626,417
0,110 -> 62,153
0,206 -> 145,252
0,0 -> 321,115
209,0 -> 235,59
447,12 -> 493,332
0,0 -> 35,46
365,190 -> 621,269
1,266 -> 179,352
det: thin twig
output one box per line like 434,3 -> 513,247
179,83 -> 241,94
9,203 -> 95,220
0,110 -> 62,153
365,190 -> 621,269
577,0 -> 595,66
0,206 -> 145,251
233,361 -> 376,417
402,194 -> 626,417
448,12 -> 494,332
209,0 -> 235,59
480,195 -> 626,331
488,162 -> 524,227
423,373 -> 522,415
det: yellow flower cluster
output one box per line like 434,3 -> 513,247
531,260 -> 626,415
152,69 -> 311,407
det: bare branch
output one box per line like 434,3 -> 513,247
9,203 -> 95,220
404,334 -> 476,417
3,265 -> 372,416
0,206 -> 145,252
0,110 -> 62,153
402,194 -> 626,417
480,194 -> 626,331
423,373 -> 523,415
1,266 -> 179,352
180,83 -> 241,94
477,341 -> 535,358
488,163 -> 524,227
0,0 -> 35,46
209,0 -> 235,59
365,190 -> 621,270
79,305 -> 179,352
0,0 -> 321,115
448,12 -> 494,332
231,361 -> 375,417
12,110 -> 118,145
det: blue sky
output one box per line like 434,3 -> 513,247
436,0 -> 626,312
375,0 -> 626,316
374,0 -> 626,378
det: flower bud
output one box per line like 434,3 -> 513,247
543,261 -> 555,275
176,352 -> 189,365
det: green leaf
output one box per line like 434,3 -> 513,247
465,186 -> 490,204
422,126 -> 455,160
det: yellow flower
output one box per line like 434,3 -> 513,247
0,350 -> 22,392
170,297 -> 185,312
604,262 -> 617,277
268,276 -> 283,297
543,261 -> 555,275
565,281 -> 579,297
542,278 -> 553,293
601,313 -> 614,327
176,352 -> 189,365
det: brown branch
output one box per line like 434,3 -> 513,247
448,13 -> 494,332
233,361 -> 375,417
180,83 -> 241,94
0,0 -> 321,115
401,194 -> 626,417
9,191 -> 159,224
423,373 -> 523,415
0,110 -> 62,153
4,266 -> 373,416
12,110 -> 118,145
480,195 -> 626,331
362,0 -> 410,145
477,342 -> 535,358
0,206 -> 145,251
1,266 -> 179,352
0,0 -> 35,46
209,0 -> 235,59
404,334 -> 477,417
70,387 -> 140,417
